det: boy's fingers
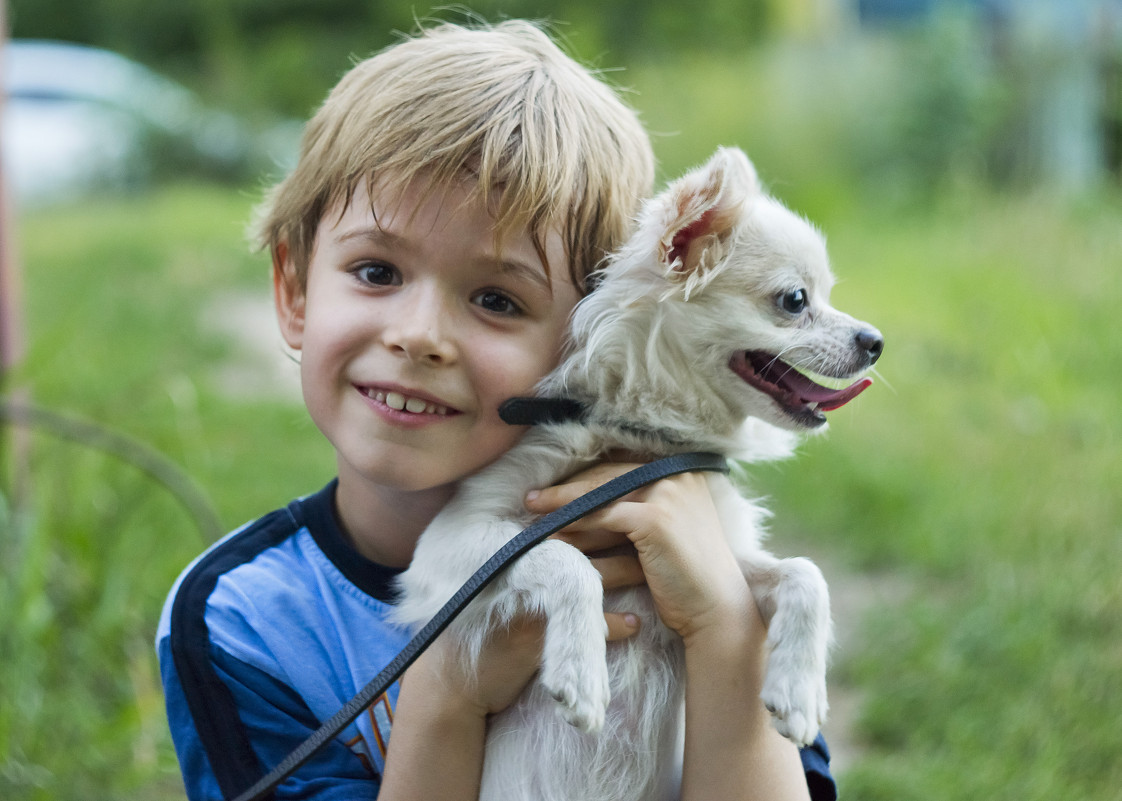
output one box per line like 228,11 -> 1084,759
551,527 -> 628,554
549,501 -> 649,542
525,462 -> 645,511
604,612 -> 640,642
589,553 -> 645,591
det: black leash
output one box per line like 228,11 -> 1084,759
231,450 -> 729,801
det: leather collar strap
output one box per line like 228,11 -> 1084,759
498,397 -> 691,448
498,396 -> 588,426
231,451 -> 729,801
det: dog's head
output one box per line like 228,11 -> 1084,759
566,147 -> 883,442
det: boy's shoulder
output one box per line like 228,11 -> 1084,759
157,482 -> 413,797
157,480 -> 405,672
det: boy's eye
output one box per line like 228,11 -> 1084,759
354,262 -> 400,286
473,290 -> 522,316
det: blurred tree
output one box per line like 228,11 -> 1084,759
8,0 -> 772,118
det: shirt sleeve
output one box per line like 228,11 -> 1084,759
800,733 -> 837,801
159,636 -> 379,801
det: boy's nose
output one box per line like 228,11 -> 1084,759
383,290 -> 458,365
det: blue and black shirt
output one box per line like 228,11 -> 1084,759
157,480 -> 836,800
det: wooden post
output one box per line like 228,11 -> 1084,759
0,0 -> 34,505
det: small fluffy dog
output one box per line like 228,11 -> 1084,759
392,147 -> 883,801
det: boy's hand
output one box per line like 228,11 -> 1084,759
549,519 -> 646,641
406,613 -> 547,719
404,520 -> 645,721
527,462 -> 754,644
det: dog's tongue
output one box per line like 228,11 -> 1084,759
778,365 -> 872,411
731,351 -> 874,416
740,350 -> 870,412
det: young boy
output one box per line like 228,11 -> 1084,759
158,20 -> 835,801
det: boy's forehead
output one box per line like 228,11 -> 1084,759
325,175 -> 486,234
320,177 -> 572,289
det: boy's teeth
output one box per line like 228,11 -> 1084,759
377,390 -> 448,415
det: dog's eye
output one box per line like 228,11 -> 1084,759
780,289 -> 808,314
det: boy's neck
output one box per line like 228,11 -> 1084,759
333,475 -> 457,568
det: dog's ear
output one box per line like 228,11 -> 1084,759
659,147 -> 759,286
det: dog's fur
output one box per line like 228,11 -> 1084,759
391,147 -> 883,801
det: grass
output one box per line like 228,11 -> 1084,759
4,44 -> 1122,801
751,193 -> 1122,800
2,184 -> 334,800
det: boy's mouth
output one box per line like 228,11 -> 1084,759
729,350 -> 872,427
359,387 -> 456,417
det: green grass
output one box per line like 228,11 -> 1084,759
2,184 -> 334,800
4,46 -> 1122,800
751,193 -> 1122,800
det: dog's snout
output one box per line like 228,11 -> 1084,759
856,328 -> 884,364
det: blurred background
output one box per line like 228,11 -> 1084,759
1,0 -> 1119,799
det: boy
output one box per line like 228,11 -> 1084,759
158,20 -> 835,801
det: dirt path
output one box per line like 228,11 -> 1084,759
792,543 -> 912,774
202,291 -> 302,401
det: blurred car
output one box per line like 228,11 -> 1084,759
2,39 -> 297,206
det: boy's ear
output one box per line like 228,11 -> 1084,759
272,242 -> 306,351
659,147 -> 759,281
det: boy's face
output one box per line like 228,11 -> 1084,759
275,177 -> 580,503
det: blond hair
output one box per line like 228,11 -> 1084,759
254,20 -> 654,292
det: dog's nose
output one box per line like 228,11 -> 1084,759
856,328 -> 884,364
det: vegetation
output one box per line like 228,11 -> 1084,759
3,10 -> 1121,801
9,0 -> 772,119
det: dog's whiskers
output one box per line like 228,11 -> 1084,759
868,365 -> 895,394
763,347 -> 829,383
768,344 -> 873,383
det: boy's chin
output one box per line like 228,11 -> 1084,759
336,449 -> 504,496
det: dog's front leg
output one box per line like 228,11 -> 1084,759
740,554 -> 831,746
500,538 -> 611,733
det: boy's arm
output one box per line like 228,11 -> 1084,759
379,572 -> 641,800
377,617 -> 543,801
377,641 -> 495,801
679,583 -> 812,801
377,669 -> 488,801
527,466 -> 833,801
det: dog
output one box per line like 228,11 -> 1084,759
392,146 -> 883,801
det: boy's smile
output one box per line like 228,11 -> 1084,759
359,385 -> 456,419
274,176 -> 580,558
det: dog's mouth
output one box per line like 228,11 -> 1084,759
729,350 -> 872,427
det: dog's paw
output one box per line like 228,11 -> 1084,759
539,657 -> 611,734
760,667 -> 828,747
767,705 -> 820,747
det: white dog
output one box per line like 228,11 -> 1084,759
392,147 -> 883,801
